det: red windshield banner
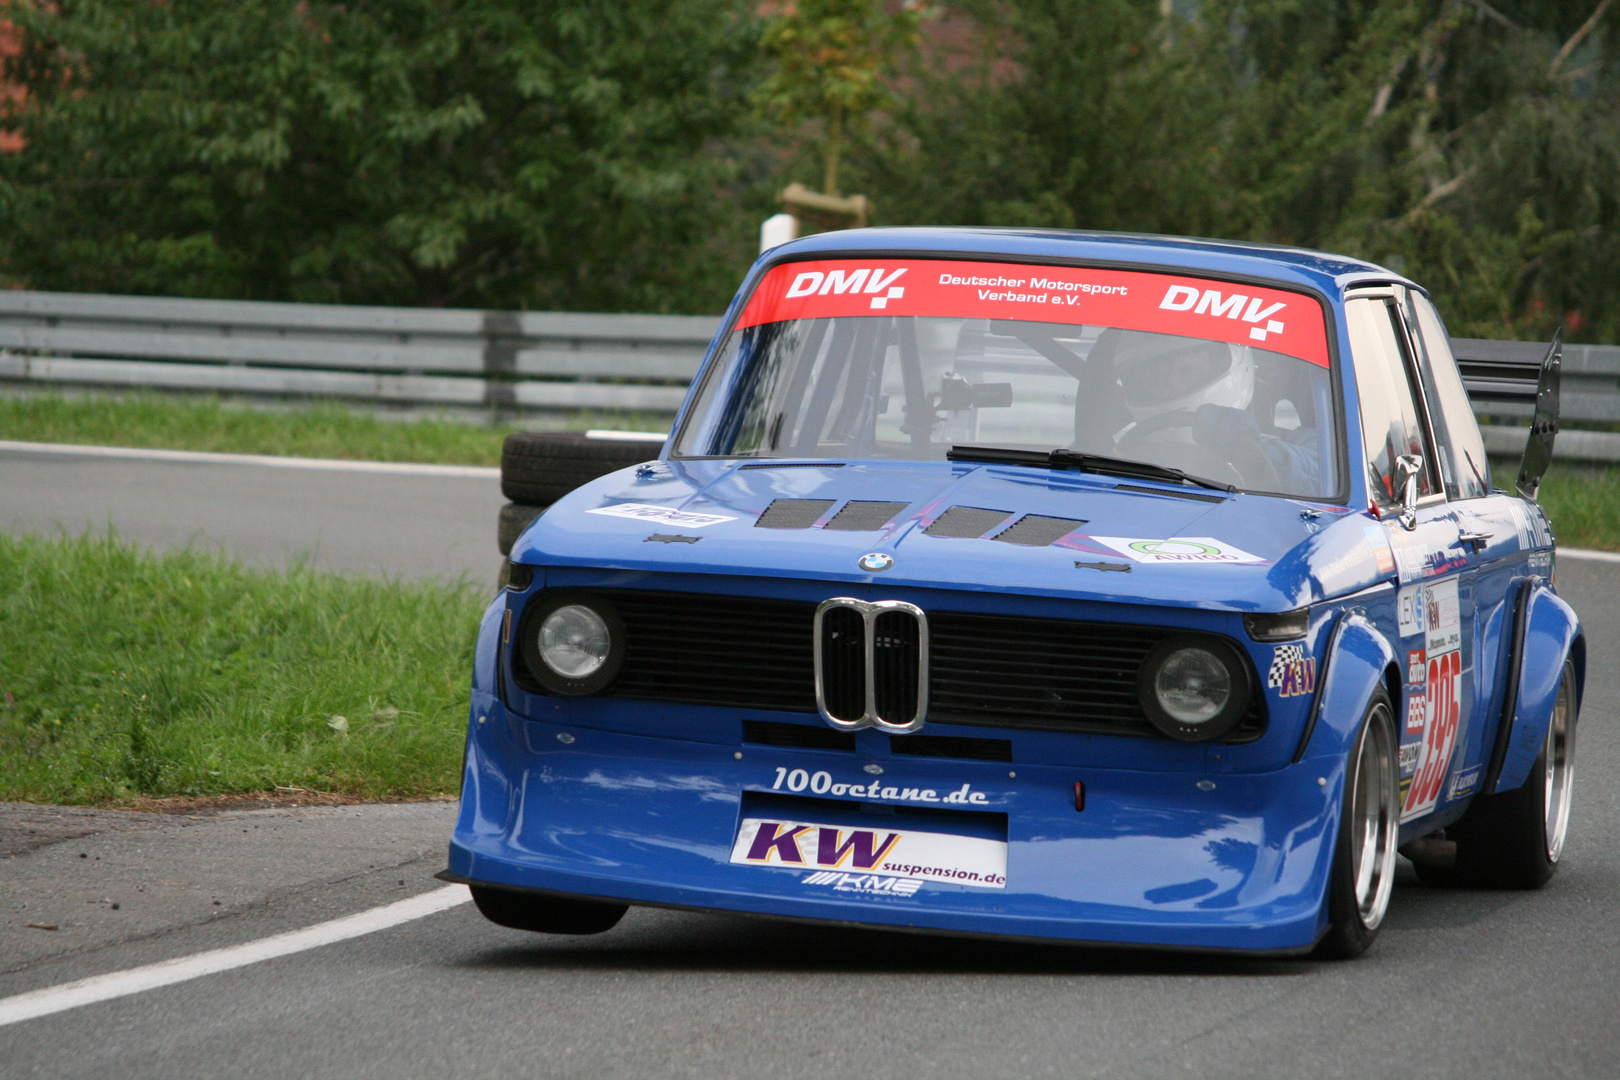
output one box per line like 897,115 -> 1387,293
736,259 -> 1330,368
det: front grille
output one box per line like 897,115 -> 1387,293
813,599 -> 928,731
514,589 -> 817,712
872,610 -> 921,725
818,606 -> 867,721
928,611 -> 1264,738
513,590 -> 1262,740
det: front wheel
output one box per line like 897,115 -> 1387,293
1314,690 -> 1401,959
471,886 -> 628,935
1415,658 -> 1577,890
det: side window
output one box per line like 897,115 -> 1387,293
1402,291 -> 1491,499
1346,297 -> 1437,507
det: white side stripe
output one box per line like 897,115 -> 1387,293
0,885 -> 470,1027
0,440 -> 500,478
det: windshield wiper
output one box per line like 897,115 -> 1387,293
946,445 -> 1236,494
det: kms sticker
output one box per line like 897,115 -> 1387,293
1402,578 -> 1462,821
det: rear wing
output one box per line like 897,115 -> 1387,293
1451,335 -> 1562,500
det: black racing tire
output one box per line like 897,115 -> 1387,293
497,502 -> 547,556
470,886 -> 628,935
501,431 -> 662,505
1314,689 -> 1401,960
1413,659 -> 1577,890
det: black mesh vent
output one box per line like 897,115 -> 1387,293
1112,484 -> 1226,503
871,610 -> 922,726
740,462 -> 846,470
991,514 -> 1087,547
824,500 -> 909,531
923,506 -> 1014,539
756,498 -> 836,529
744,720 -> 857,751
515,590 -> 817,712
890,734 -> 1012,762
928,610 -> 1264,738
819,606 -> 866,722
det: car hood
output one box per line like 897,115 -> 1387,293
513,459 -> 1392,612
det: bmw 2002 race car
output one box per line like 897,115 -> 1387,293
442,228 -> 1582,957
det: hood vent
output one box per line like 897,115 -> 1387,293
756,498 -> 836,529
824,500 -> 909,531
991,514 -> 1086,547
923,506 -> 1014,539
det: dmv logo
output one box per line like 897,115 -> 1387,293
785,268 -> 908,309
1160,285 -> 1288,342
743,821 -> 900,869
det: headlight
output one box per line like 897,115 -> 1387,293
521,593 -> 625,696
1137,636 -> 1250,741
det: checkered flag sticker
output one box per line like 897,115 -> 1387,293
1268,644 -> 1306,688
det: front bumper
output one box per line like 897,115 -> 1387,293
448,688 -> 1347,954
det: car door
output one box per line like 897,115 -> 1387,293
1344,291 -> 1478,825
1398,287 -> 1535,808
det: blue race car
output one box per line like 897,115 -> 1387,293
442,228 -> 1582,958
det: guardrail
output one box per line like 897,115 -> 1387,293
0,290 -> 720,417
1,290 -> 1617,458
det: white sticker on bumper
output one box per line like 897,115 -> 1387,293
731,817 -> 1007,889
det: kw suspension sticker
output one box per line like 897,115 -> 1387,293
1267,644 -> 1316,698
731,818 -> 1007,890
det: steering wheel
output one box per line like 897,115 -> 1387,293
1114,409 -> 1281,491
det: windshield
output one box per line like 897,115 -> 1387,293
674,259 -> 1341,499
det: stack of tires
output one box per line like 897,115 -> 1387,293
498,431 -> 666,555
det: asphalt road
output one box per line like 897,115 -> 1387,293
1,445 -> 1616,1078
0,441 -> 505,586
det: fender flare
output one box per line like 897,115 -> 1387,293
1294,609 -> 1398,763
1487,581 -> 1582,794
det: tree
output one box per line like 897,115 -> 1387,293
0,0 -> 763,313
755,0 -> 919,195
853,0 -> 1620,342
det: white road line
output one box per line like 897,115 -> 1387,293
0,439 -> 500,478
0,885 -> 470,1028
1561,547 -> 1620,563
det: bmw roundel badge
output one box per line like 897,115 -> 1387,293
857,552 -> 894,572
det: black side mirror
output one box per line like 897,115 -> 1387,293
1516,329 -> 1561,501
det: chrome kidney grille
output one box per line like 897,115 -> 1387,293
813,598 -> 929,733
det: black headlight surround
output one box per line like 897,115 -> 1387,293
519,590 -> 626,697
1137,634 -> 1252,742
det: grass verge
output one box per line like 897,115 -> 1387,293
0,531 -> 486,805
1535,462 -> 1620,551
0,391 -> 668,466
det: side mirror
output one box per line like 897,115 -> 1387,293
1395,454 -> 1423,531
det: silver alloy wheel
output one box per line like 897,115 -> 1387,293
1543,664 -> 1577,863
1349,703 -> 1400,930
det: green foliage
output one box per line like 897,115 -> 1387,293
1,0 -> 1615,343
1533,461 -> 1620,552
854,0 -> 1620,344
0,0 -> 763,313
0,392 -> 667,465
0,531 -> 487,803
755,0 -> 920,194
